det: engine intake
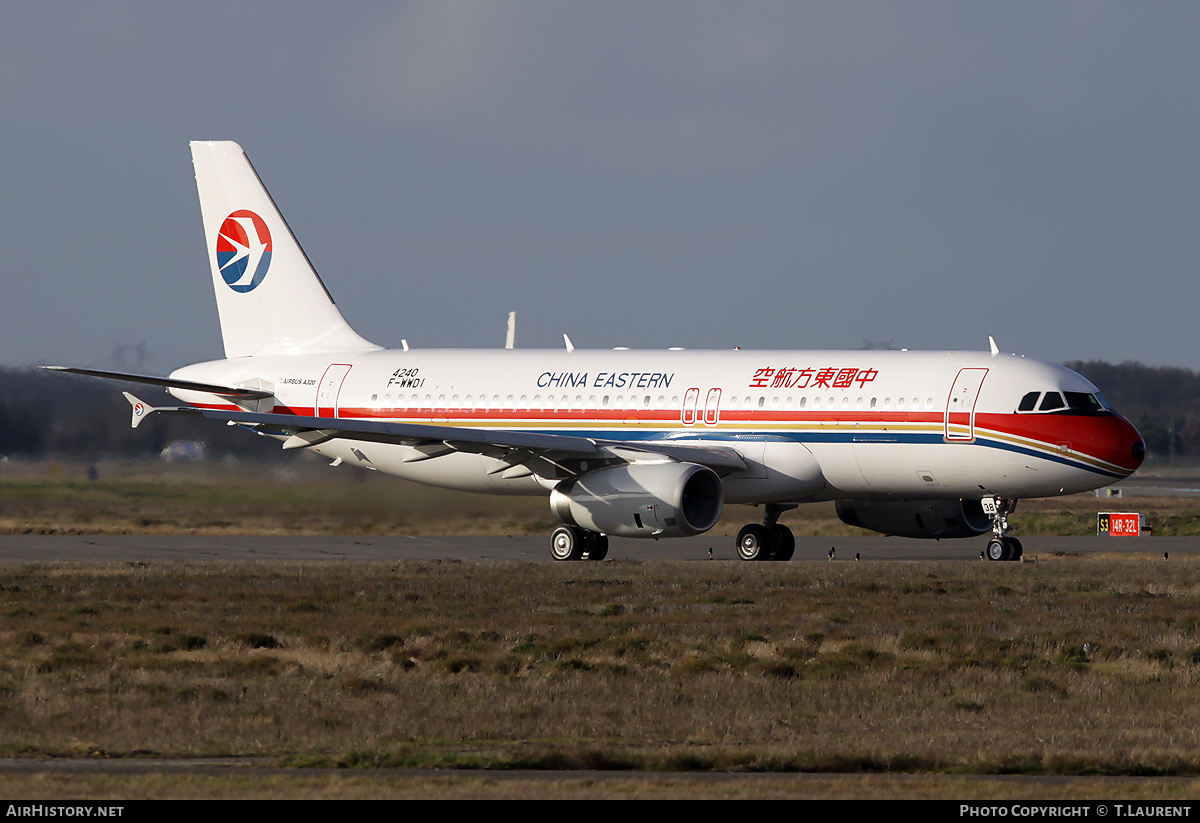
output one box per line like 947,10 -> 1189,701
835,498 -> 991,539
551,462 -> 723,538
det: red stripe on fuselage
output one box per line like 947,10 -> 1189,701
190,402 -> 1142,474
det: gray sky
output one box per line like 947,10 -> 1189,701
5,1 -> 1200,373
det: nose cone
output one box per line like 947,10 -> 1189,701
1108,414 -> 1146,476
1056,412 -> 1144,477
1130,432 -> 1147,468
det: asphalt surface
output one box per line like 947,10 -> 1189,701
0,468 -> 1191,563
0,532 -> 1192,562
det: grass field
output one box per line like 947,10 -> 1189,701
8,557 -> 1200,770
3,559 -> 1200,798
2,459 -> 1200,799
3,457 -> 1200,538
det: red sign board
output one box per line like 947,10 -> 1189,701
1098,512 -> 1144,537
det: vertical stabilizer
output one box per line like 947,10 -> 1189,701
191,141 -> 380,358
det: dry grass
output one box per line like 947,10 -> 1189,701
3,459 -> 1199,538
0,460 -> 556,536
5,771 -> 1200,800
5,459 -> 1200,797
3,559 -> 1200,779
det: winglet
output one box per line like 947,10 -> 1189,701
123,392 -> 154,429
121,392 -> 196,428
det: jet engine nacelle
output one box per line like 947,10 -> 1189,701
551,461 -> 723,538
835,498 -> 991,539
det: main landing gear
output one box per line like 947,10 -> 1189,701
736,504 -> 796,561
550,525 -> 609,561
983,497 -> 1022,562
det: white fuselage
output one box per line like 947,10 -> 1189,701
171,346 -> 1144,505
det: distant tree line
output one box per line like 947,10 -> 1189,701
0,362 -> 1197,461
1066,361 -> 1200,460
0,368 -> 281,461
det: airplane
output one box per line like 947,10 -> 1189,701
47,141 -> 1146,562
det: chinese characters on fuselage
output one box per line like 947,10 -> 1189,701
749,367 -> 879,390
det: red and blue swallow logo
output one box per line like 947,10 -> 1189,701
216,210 -> 272,292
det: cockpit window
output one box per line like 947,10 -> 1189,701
1064,391 -> 1103,413
1017,389 -> 1112,415
1039,392 -> 1065,412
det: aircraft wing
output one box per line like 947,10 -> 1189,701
208,407 -> 606,455
123,394 -> 747,476
42,366 -> 274,399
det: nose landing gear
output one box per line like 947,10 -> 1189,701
983,497 -> 1022,561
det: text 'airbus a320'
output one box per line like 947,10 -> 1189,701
48,142 -> 1146,561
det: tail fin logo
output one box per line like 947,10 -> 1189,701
216,210 -> 273,292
